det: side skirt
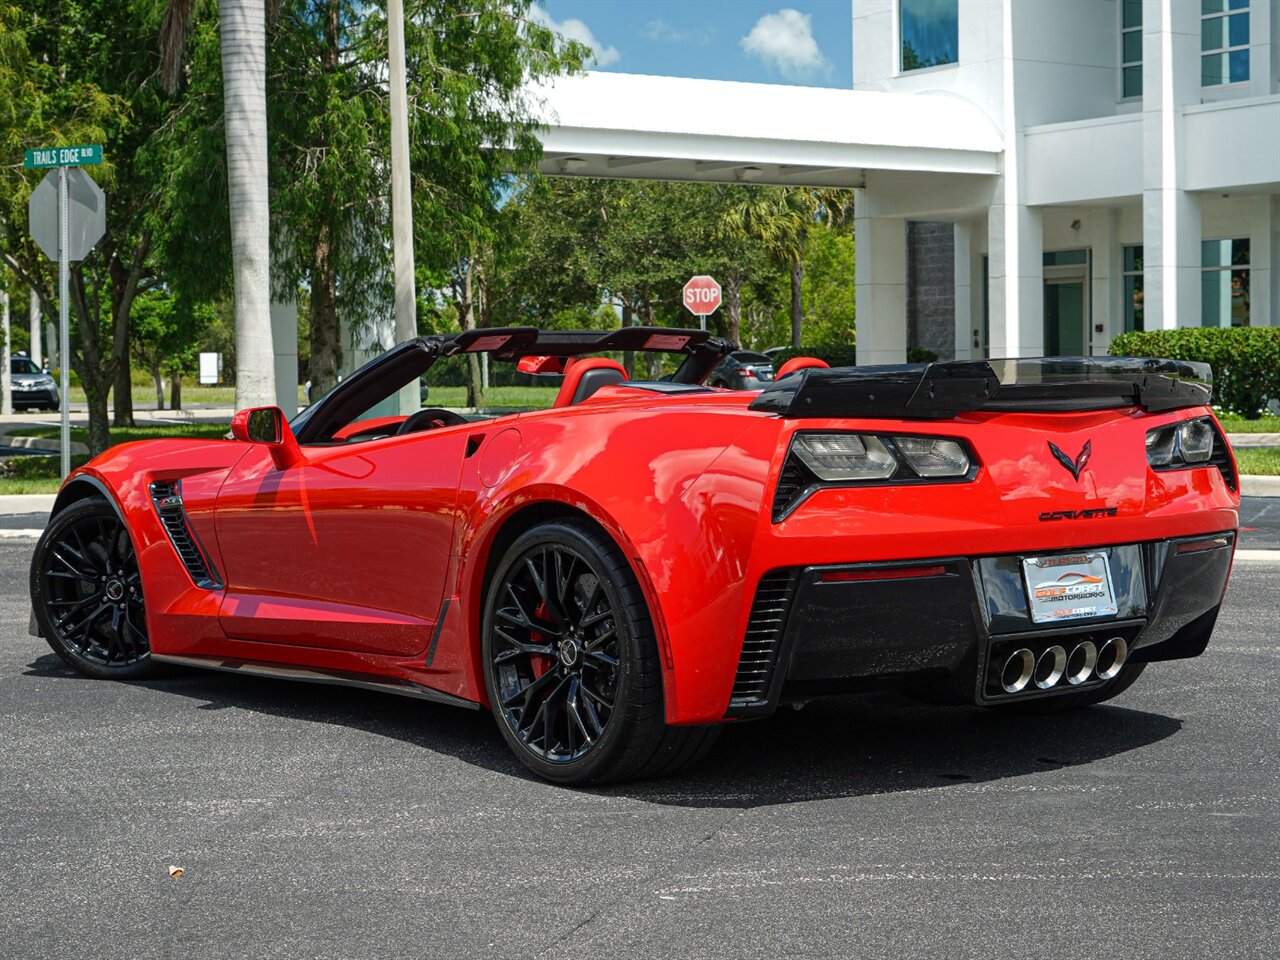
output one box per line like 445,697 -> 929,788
151,653 -> 481,710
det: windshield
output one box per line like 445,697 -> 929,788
733,352 -> 770,364
11,358 -> 41,375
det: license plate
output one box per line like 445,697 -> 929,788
1021,550 -> 1118,624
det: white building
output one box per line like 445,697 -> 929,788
536,0 -> 1280,364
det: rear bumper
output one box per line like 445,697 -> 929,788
725,530 -> 1234,719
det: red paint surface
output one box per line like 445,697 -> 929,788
57,393 -> 1240,725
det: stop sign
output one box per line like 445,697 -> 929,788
682,275 -> 722,317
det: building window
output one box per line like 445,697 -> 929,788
1202,239 -> 1250,326
1043,249 -> 1088,267
900,0 -> 958,72
1201,0 -> 1249,86
1123,245 -> 1144,332
1121,0 -> 1142,98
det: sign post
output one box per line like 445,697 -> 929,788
682,275 -> 722,331
25,145 -> 105,479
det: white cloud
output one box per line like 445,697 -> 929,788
740,8 -> 830,81
530,3 -> 620,67
644,19 -> 711,46
644,19 -> 685,43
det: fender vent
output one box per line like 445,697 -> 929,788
771,453 -> 816,522
728,568 -> 800,711
149,481 -> 222,589
1208,420 -> 1237,492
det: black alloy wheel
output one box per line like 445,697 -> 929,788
31,497 -> 154,679
491,540 -> 618,763
482,519 -> 718,784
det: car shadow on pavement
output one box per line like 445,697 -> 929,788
26,654 -> 1182,808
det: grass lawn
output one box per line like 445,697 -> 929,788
67,385 -> 305,407
1215,413 -> 1280,434
65,384 -> 558,410
1233,447 -> 1280,476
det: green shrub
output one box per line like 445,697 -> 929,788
1110,327 -> 1280,419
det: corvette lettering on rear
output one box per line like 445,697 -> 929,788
1038,507 -> 1119,522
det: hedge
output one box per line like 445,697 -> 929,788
1110,327 -> 1280,418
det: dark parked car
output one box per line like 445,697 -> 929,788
708,350 -> 775,390
11,356 -> 59,411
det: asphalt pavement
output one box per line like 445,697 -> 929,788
0,526 -> 1277,958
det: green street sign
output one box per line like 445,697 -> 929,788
23,144 -> 103,169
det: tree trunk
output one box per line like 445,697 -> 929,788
308,221 -> 340,403
725,269 -> 742,347
789,259 -> 803,347
152,363 -> 165,409
170,370 -> 182,411
461,261 -> 482,408
221,0 -> 275,409
620,303 -> 634,379
112,327 -> 135,427
82,374 -> 111,457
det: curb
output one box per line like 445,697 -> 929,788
1226,432 -> 1280,448
1240,475 -> 1280,497
0,435 -> 90,456
0,494 -> 55,515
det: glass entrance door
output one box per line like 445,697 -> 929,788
1044,280 -> 1086,356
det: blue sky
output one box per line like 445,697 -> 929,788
532,2 -> 853,88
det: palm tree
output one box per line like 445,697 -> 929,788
161,0 -> 275,410
720,187 -> 817,348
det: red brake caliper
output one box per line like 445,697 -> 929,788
529,602 -> 555,679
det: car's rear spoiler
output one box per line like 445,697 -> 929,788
749,357 -> 1213,419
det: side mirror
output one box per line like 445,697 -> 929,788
231,406 -> 303,470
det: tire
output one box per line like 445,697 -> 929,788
30,496 -> 154,680
481,519 -> 718,785
994,661 -> 1147,714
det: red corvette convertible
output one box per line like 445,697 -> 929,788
30,327 -> 1239,783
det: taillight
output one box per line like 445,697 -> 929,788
773,431 -> 979,521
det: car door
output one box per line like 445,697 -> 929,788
213,429 -> 468,657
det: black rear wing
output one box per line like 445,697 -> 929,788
749,357 -> 1213,419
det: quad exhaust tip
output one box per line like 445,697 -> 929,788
1001,648 -> 1035,693
999,636 -> 1127,695
1034,645 -> 1067,689
1066,641 -> 1098,686
1096,636 -> 1128,681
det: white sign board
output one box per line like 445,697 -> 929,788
199,352 -> 220,386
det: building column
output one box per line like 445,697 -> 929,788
1142,0 -> 1202,328
1247,196 -> 1274,327
986,198 -> 1043,357
1090,209 -> 1120,354
854,193 -> 907,365
953,220 -> 973,361
270,299 -> 298,416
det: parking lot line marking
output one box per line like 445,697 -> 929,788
1232,549 -> 1280,564
0,529 -> 44,540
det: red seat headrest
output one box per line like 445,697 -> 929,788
776,357 -> 830,379
554,357 -> 628,407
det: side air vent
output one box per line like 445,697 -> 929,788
771,453 -> 816,522
149,481 -> 222,589
1208,420 -> 1237,492
728,569 -> 800,713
